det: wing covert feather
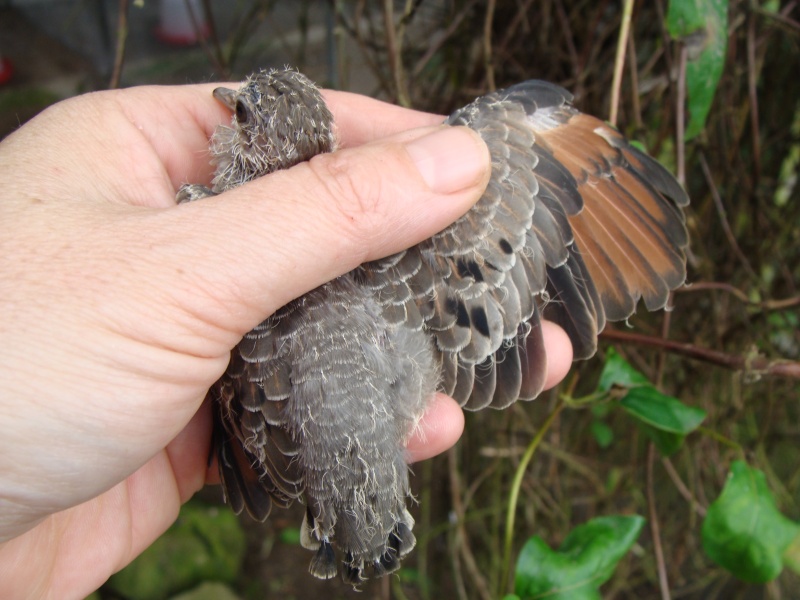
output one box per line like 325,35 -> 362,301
362,79 -> 688,409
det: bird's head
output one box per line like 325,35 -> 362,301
209,68 -> 336,191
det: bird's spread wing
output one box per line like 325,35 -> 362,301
361,80 -> 689,411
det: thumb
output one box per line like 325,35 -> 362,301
161,125 -> 491,335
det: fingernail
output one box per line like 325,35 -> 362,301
406,126 -> 489,193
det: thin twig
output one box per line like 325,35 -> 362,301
199,0 -> 223,67
417,459 -> 432,600
656,291 -> 673,387
609,0 -> 634,126
335,1 -> 393,97
412,0 -> 479,78
627,31 -> 643,129
677,281 -> 800,311
447,448 -> 493,600
483,0 -> 496,91
754,1 -> 800,33
447,448 -> 469,600
600,328 -> 800,380
647,443 -> 672,600
746,8 -> 761,183
497,0 -> 536,60
661,457 -> 707,517
382,0 -> 409,105
109,0 -> 130,89
191,0 -> 229,78
698,152 -> 759,281
653,0 -> 674,79
675,44 -> 687,187
554,0 -> 581,87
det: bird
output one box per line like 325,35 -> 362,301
177,67 -> 689,584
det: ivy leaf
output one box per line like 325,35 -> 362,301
620,386 -> 706,456
620,386 -> 706,434
514,515 -> 645,599
666,0 -> 729,139
702,461 -> 800,583
596,348 -> 651,392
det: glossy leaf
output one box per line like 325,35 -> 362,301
596,348 -> 651,392
514,515 -> 645,599
666,0 -> 729,139
702,461 -> 800,583
620,387 -> 705,456
620,386 -> 706,434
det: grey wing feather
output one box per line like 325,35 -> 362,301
363,80 -> 688,410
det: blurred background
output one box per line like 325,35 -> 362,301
2,1 -> 799,599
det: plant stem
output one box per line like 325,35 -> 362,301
499,399 -> 565,596
609,0 -> 634,126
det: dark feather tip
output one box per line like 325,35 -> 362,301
390,521 -> 417,557
377,548 -> 400,575
342,562 -> 365,586
308,540 -> 337,580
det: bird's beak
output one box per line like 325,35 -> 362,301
212,87 -> 237,111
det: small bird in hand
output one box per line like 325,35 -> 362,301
178,68 -> 689,583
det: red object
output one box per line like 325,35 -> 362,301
0,57 -> 13,85
154,23 -> 210,47
155,0 -> 209,46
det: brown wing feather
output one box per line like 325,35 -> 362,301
392,79 -> 690,407
534,113 -> 688,319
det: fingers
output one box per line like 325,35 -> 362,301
163,124 -> 491,334
321,89 -> 444,147
540,320 -> 573,389
405,321 -> 573,462
404,394 -> 465,463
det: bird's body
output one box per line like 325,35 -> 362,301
179,68 -> 689,583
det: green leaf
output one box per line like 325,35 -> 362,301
107,502 -> 246,600
590,420 -> 614,448
639,422 -> 686,457
702,461 -> 800,583
596,348 -> 651,392
666,0 -> 729,139
620,387 -> 705,456
170,582 -> 243,600
514,515 -> 645,599
279,526 -> 301,545
620,386 -> 706,434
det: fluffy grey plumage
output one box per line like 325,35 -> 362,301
178,68 -> 690,583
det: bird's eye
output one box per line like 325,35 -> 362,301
235,100 -> 251,125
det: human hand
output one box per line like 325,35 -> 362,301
0,83 -> 572,599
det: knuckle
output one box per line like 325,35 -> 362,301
305,147 -> 398,247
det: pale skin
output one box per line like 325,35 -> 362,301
0,84 -> 573,599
